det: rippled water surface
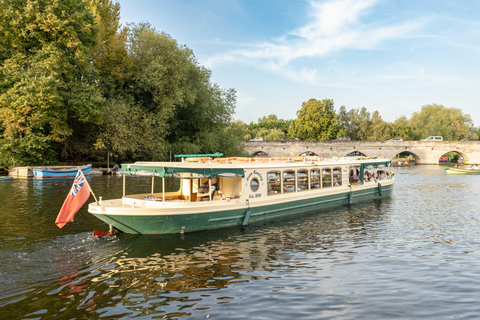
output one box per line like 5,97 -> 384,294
1,165 -> 480,319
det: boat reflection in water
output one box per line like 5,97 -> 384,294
54,201 -> 387,317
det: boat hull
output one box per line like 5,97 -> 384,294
89,182 -> 394,234
444,168 -> 480,175
33,164 -> 92,178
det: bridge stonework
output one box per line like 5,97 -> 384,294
243,141 -> 480,165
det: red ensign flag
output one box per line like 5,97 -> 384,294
55,170 -> 91,228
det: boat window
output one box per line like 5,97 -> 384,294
322,168 -> 332,188
297,170 -> 308,191
349,166 -> 361,184
310,169 -> 320,189
333,168 -> 342,186
364,165 -> 375,183
283,170 -> 296,193
250,178 -> 259,192
267,171 -> 281,195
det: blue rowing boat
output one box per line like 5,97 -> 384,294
33,164 -> 92,178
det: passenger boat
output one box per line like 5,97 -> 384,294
33,164 -> 92,178
444,167 -> 480,175
88,156 -> 394,234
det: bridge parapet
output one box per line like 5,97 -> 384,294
242,141 -> 480,165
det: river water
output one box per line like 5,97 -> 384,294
1,165 -> 480,319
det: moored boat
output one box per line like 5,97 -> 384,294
444,167 -> 480,175
88,156 -> 394,234
33,164 -> 92,178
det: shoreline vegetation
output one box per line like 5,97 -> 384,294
1,0 -> 479,171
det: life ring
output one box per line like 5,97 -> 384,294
254,157 -> 270,162
292,157 -> 305,161
274,157 -> 289,161
236,157 -> 253,162
214,157 -> 233,162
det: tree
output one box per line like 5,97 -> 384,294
0,0 -> 104,167
290,99 -> 345,140
408,104 -> 473,140
243,114 -> 293,141
97,23 -> 237,161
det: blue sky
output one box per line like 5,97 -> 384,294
118,0 -> 480,126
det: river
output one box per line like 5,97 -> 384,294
1,165 -> 480,319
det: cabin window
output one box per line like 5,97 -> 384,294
310,169 -> 320,189
267,171 -> 281,195
297,170 -> 308,191
322,168 -> 332,188
333,168 -> 342,186
250,178 -> 259,192
349,166 -> 361,184
283,170 -> 296,193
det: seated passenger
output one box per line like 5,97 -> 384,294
365,172 -> 376,182
354,169 -> 360,181
377,170 -> 386,180
364,171 -> 370,182
197,176 -> 225,201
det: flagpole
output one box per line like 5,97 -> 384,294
79,167 -> 99,204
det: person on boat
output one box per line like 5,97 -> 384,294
453,164 -> 459,169
377,170 -> 386,180
197,176 -> 226,201
349,169 -> 355,183
365,172 -> 376,182
473,164 -> 479,170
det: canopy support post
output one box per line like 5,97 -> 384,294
151,175 -> 155,195
162,177 -> 165,202
209,179 -> 212,201
123,174 -> 126,197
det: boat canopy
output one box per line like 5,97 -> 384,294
120,164 -> 244,178
174,153 -> 223,158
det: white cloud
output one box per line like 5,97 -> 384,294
205,0 -> 423,83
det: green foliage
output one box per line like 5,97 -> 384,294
291,99 -> 345,140
408,104 -> 472,140
240,114 -> 294,141
0,0 -> 104,166
96,23 -> 237,162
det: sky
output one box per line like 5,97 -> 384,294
117,0 -> 480,126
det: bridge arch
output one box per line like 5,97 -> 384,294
299,151 -> 319,157
438,149 -> 468,164
346,150 -> 366,157
393,150 -> 420,163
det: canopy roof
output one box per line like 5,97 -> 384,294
121,163 -> 244,178
174,153 -> 223,158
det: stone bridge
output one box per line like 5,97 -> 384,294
243,141 -> 480,165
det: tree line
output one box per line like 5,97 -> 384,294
241,99 -> 479,142
1,1 -> 478,171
